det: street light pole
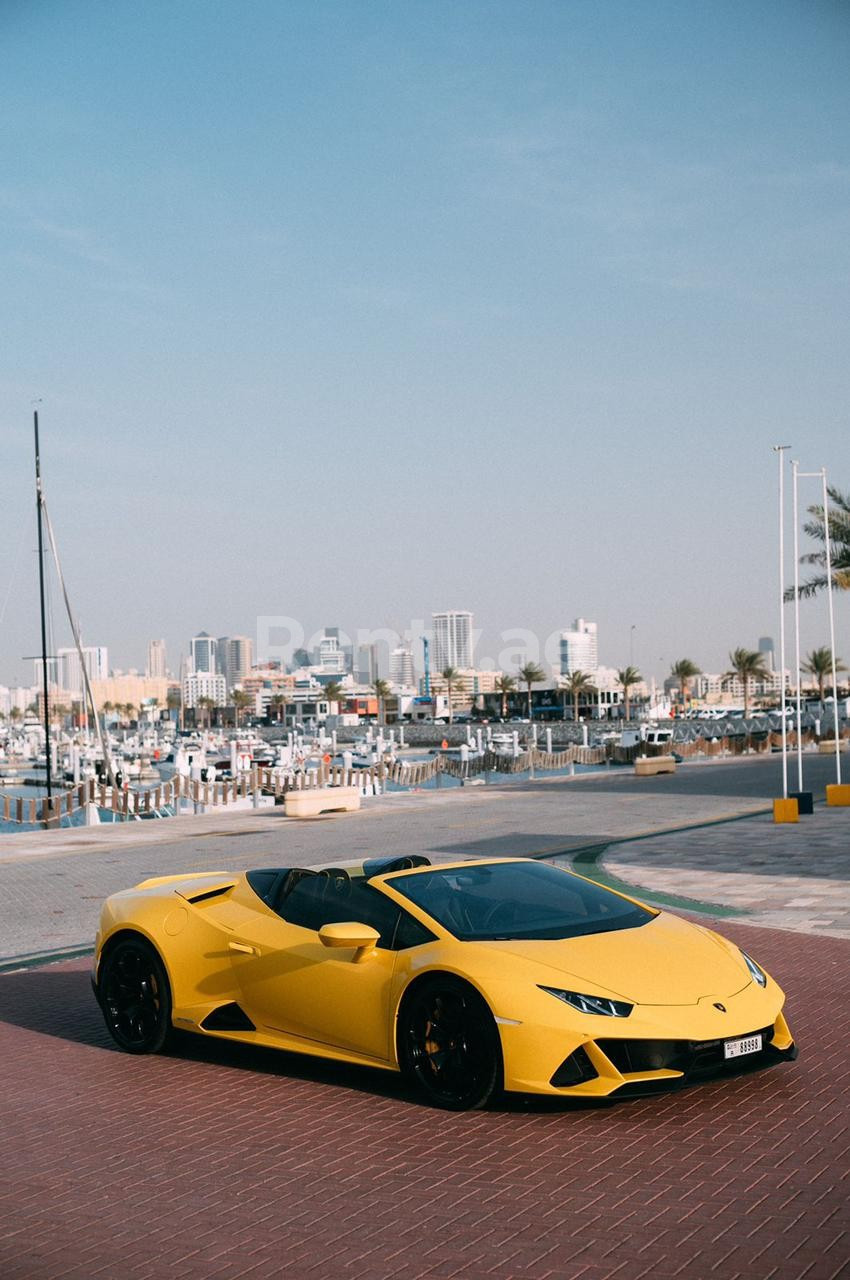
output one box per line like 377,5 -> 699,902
791,460 -> 803,792
821,469 -> 842,784
773,444 -> 791,800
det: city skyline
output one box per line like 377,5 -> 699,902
1,3 -> 848,686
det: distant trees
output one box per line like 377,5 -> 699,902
495,674 -> 516,719
802,647 -> 846,704
322,682 -> 345,707
723,649 -> 769,717
518,662 -> 546,720
561,670 -> 596,722
373,679 -> 391,725
232,690 -> 252,727
197,695 -> 216,729
616,667 -> 642,720
440,667 -> 461,725
269,692 -> 289,723
670,658 -> 701,709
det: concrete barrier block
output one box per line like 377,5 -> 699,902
773,797 -> 799,823
284,786 -> 361,818
634,755 -> 677,776
825,783 -> 850,807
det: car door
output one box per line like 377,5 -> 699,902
226,873 -> 401,1062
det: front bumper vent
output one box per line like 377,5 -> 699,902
550,1046 -> 598,1088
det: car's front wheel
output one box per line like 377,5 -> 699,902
399,976 -> 502,1110
98,936 -> 173,1054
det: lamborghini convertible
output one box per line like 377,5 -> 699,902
92,856 -> 796,1109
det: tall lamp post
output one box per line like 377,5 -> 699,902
773,444 -> 791,801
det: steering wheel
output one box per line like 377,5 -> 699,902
478,899 -> 517,934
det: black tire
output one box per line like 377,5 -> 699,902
98,936 -> 173,1054
398,976 -> 502,1110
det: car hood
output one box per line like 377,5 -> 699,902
487,912 -> 750,1005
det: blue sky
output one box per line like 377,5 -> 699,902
1,0 -> 848,684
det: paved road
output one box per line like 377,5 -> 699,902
1,920 -> 847,1280
1,753 -> 849,961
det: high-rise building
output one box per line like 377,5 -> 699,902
356,643 -> 380,686
389,644 -> 414,688
56,646 -> 109,697
32,656 -> 59,689
147,639 -> 167,679
560,619 -> 598,675
190,632 -> 217,674
758,636 -> 775,672
432,611 -> 473,672
227,636 -> 254,685
317,633 -> 345,674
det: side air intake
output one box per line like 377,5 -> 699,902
200,1003 -> 256,1032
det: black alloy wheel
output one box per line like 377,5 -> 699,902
99,937 -> 173,1054
400,977 -> 501,1110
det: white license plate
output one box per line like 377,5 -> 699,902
724,1033 -> 763,1060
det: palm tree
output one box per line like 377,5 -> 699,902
617,667 -> 642,721
723,648 -> 769,717
197,695 -> 215,729
147,697 -> 160,724
440,667 -> 462,725
9,706 -> 22,725
373,679 -> 391,725
495,674 -> 515,719
561,670 -> 596,723
518,662 -> 545,720
51,702 -> 70,728
123,703 -> 137,726
232,690 -> 252,727
670,659 -> 701,711
101,699 -> 114,728
802,647 -> 847,704
323,681 -> 345,707
269,692 -> 289,723
790,486 -> 850,599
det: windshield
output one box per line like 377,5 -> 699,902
389,861 -> 654,941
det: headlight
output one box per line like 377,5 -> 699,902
742,951 -> 767,987
539,985 -> 633,1017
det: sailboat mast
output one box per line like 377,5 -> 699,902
34,410 -> 53,803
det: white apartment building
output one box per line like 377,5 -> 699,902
182,671 -> 227,709
694,671 -> 785,702
432,610 -> 473,671
560,619 -> 598,675
389,645 -> 414,688
147,638 -> 167,679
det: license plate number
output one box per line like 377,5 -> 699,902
724,1033 -> 762,1060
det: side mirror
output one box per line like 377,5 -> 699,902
318,922 -> 380,963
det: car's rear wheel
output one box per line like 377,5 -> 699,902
99,936 -> 173,1054
399,976 -> 502,1110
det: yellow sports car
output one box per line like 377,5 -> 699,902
92,856 -> 796,1109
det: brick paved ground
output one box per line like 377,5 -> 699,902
1,920 -> 847,1280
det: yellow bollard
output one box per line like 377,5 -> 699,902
773,797 -> 799,824
826,783 -> 850,806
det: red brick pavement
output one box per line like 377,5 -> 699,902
0,920 -> 848,1280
